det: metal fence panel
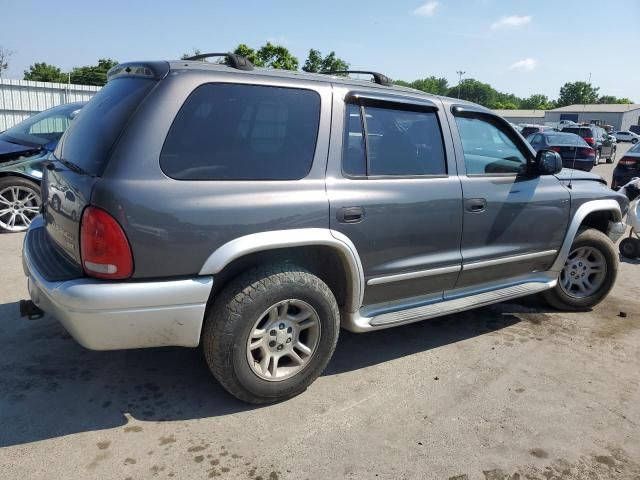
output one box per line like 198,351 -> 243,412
0,79 -> 101,131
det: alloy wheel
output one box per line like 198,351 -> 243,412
246,299 -> 321,381
560,246 -> 607,298
0,186 -> 41,232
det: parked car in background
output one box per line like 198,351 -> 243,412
557,120 -> 579,130
0,102 -> 85,232
614,130 -> 640,144
562,125 -> 616,164
20,56 -> 628,404
520,124 -> 552,138
611,142 -> 640,190
527,131 -> 596,171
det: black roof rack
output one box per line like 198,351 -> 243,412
182,52 -> 254,71
320,70 -> 393,87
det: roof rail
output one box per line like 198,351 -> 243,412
182,52 -> 254,71
320,70 -> 393,87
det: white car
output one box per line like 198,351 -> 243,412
614,131 -> 640,143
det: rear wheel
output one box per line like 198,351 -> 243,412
542,228 -> 617,310
607,148 -> 616,164
594,150 -> 601,164
202,263 -> 340,404
632,138 -> 638,144
619,237 -> 640,259
0,177 -> 41,233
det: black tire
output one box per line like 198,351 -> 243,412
202,263 -> 340,404
619,237 -> 640,259
542,228 -> 618,311
607,148 -> 615,164
0,176 -> 41,233
632,138 -> 638,144
51,195 -> 61,212
594,149 -> 601,164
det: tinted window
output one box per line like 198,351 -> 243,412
342,104 -> 446,176
55,78 -> 155,176
562,127 -> 593,138
343,104 -> 366,176
455,116 -> 527,175
545,134 -> 587,146
520,127 -> 539,137
161,84 -> 320,180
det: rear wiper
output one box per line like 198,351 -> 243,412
56,158 -> 94,177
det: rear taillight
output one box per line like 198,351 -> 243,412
619,156 -> 638,167
80,206 -> 133,280
550,146 -> 561,152
583,137 -> 595,145
580,147 -> 595,157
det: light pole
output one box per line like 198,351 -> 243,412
456,70 -> 466,98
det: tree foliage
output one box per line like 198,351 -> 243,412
557,81 -> 600,107
233,42 -> 298,70
520,94 -> 553,110
302,49 -> 349,73
0,46 -> 12,78
69,58 -> 118,86
23,62 -> 67,83
597,95 -> 633,105
448,78 -> 497,106
180,49 -> 202,60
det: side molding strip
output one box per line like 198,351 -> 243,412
462,250 -> 557,271
367,265 -> 461,286
550,199 -> 622,273
198,228 -> 365,313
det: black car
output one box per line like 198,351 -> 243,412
611,142 -> 640,190
0,102 -> 85,232
520,124 -> 552,138
527,131 -> 596,171
562,125 -> 616,164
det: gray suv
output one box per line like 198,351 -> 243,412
21,54 -> 628,404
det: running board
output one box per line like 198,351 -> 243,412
342,280 -> 556,332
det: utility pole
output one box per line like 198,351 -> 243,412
456,70 -> 466,98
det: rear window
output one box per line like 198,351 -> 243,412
160,84 -> 321,180
545,134 -> 587,146
54,78 -> 155,176
562,127 -> 593,138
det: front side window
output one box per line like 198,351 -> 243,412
342,103 -> 446,177
161,84 -> 321,180
455,116 -> 527,175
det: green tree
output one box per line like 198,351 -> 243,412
520,94 -> 551,110
598,95 -> 633,104
302,49 -> 349,73
410,76 -> 449,95
23,62 -> 67,83
69,58 -> 118,86
448,78 -> 497,107
232,42 -> 298,70
557,81 -> 600,107
0,46 -> 13,78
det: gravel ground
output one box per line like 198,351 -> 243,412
0,143 -> 638,480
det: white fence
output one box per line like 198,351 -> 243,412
0,79 -> 100,131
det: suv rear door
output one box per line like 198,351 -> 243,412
446,104 -> 570,291
326,89 -> 463,307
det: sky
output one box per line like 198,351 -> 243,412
1,0 -> 639,101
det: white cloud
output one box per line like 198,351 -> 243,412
491,15 -> 532,29
510,58 -> 539,71
411,1 -> 439,17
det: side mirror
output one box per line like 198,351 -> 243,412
536,149 -> 562,175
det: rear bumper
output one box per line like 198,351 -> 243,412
23,222 -> 213,350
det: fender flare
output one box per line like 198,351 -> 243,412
550,199 -> 622,273
198,228 -> 365,313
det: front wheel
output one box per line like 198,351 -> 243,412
202,263 -> 340,404
619,237 -> 640,259
542,228 -> 618,310
0,177 -> 42,233
632,138 -> 638,144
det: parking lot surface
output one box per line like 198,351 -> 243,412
0,144 -> 639,480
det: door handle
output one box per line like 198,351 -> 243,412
337,206 -> 364,223
465,198 -> 487,213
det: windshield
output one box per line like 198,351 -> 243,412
1,102 -> 84,147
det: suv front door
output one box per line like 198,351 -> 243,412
326,89 -> 463,307
446,105 -> 570,292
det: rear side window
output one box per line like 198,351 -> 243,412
55,78 -> 155,176
342,103 -> 446,176
160,84 -> 321,180
563,127 -> 593,138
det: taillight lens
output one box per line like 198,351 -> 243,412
583,137 -> 595,145
550,146 -> 561,152
619,156 -> 638,167
80,206 -> 133,280
580,147 -> 595,157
